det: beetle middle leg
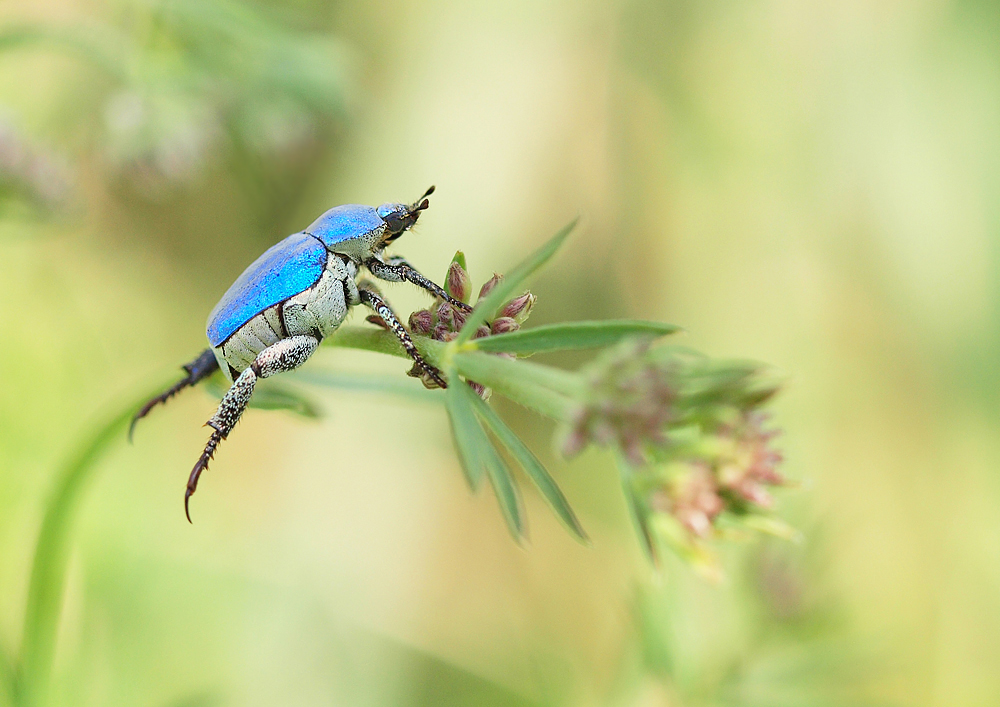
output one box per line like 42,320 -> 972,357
365,256 -> 474,313
358,284 -> 448,389
130,349 -> 219,442
186,335 -> 318,522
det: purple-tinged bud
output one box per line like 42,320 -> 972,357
478,273 -> 503,301
436,301 -> 455,328
439,330 -> 459,342
500,292 -> 535,322
366,314 -> 389,330
475,325 -> 492,339
408,309 -> 434,335
491,317 -> 519,335
467,381 -> 488,399
446,261 -> 470,303
432,323 -> 452,341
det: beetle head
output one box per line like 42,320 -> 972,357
377,185 -> 435,246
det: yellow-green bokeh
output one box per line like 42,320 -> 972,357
1,0 -> 998,705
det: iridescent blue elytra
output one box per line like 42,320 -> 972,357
206,231 -> 328,347
131,187 -> 472,522
206,204 -> 391,347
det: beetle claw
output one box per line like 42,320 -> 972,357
186,428 -> 223,523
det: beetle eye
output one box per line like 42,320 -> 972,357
384,211 -> 406,234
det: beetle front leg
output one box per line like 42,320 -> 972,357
358,285 -> 448,389
185,335 -> 318,522
365,256 -> 473,313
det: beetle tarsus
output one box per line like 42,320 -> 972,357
366,256 -> 474,314
130,349 -> 219,442
186,427 -> 223,523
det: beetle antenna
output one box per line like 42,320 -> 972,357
410,185 -> 435,213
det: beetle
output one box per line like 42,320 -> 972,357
131,186 -> 470,521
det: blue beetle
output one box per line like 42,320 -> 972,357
132,187 -> 470,521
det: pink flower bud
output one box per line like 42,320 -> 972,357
491,317 -> 519,335
436,301 -> 454,327
446,261 -> 470,303
408,309 -> 434,334
500,292 -> 535,322
478,273 -> 503,301
467,381 -> 488,399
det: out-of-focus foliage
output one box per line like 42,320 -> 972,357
1,0 -> 998,705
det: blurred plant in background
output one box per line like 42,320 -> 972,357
0,0 -> 349,230
0,118 -> 70,217
564,339 -> 791,576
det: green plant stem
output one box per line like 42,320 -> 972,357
323,327 -> 583,422
17,384 -> 167,706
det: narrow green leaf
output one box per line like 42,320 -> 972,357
290,369 -> 442,404
453,352 -> 580,422
452,382 -> 525,541
468,392 -> 587,541
445,379 -> 487,490
322,326 -> 447,369
473,320 -> 681,354
455,218 -> 578,344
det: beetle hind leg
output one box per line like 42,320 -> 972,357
130,349 -> 219,442
185,335 -> 318,522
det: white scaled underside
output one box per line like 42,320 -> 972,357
212,256 -> 359,380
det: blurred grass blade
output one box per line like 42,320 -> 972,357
445,376 -> 487,490
20,384 -> 165,705
0,24 -> 131,80
204,376 -> 321,417
0,642 -> 12,705
615,453 -> 657,564
452,381 -> 525,541
246,381 -> 321,417
453,352 -> 579,422
455,218 -> 578,344
473,320 -> 681,355
739,514 -> 804,543
467,391 -> 587,541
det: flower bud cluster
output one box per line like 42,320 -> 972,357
563,339 -> 786,561
405,254 -> 535,397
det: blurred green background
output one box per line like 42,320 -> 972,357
1,0 -> 998,705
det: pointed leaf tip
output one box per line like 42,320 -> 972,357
456,219 -> 578,344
